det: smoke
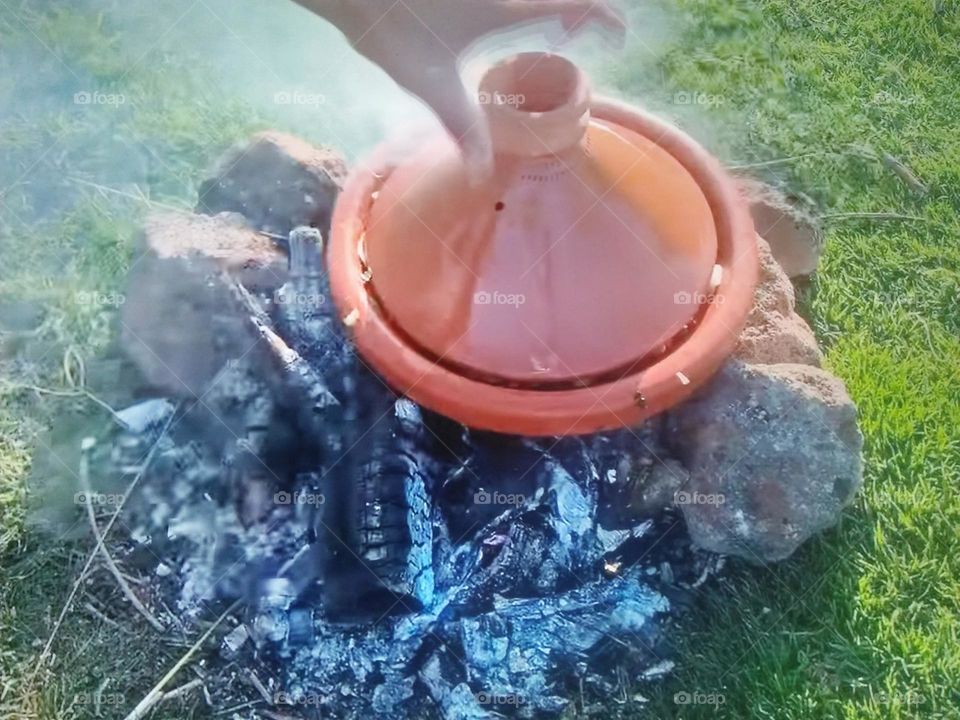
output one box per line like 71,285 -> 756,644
1,0 -> 697,532
85,0 -> 683,159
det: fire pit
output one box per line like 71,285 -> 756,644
92,53 -> 863,720
102,223 -> 715,717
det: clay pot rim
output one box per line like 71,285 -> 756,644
328,97 -> 758,436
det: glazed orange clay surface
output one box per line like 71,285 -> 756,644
328,53 -> 758,436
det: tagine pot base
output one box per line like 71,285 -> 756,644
329,53 -> 758,436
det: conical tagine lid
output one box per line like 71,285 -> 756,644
328,53 -> 758,436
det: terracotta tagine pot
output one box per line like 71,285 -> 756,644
328,52 -> 758,436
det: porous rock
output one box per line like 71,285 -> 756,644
735,235 -> 822,367
665,361 -> 863,562
197,131 -> 348,237
738,177 -> 824,278
121,211 -> 285,397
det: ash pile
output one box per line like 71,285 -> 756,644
88,133 -> 863,719
101,223 -> 715,718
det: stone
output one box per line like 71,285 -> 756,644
738,177 -> 824,278
737,312 -> 821,366
197,131 -> 348,237
664,361 -> 863,562
749,234 -> 797,317
120,211 -> 285,397
138,210 -> 287,290
604,458 -> 688,523
735,236 -> 822,367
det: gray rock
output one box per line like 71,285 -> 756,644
737,311 -> 822,367
665,361 -> 863,562
197,131 -> 348,237
120,211 -> 289,397
736,236 -> 822,367
737,177 -> 824,278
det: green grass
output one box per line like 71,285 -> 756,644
610,1 -> 960,718
2,0 -> 959,718
0,3 -> 269,718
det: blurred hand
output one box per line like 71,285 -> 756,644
295,0 -> 626,171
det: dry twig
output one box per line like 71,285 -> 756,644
156,678 -> 204,704
80,439 -> 165,632
122,600 -> 241,720
882,152 -> 928,195
83,601 -> 123,631
246,669 -> 275,705
822,212 -> 926,222
262,711 -> 302,720
0,381 -> 125,425
31,406 -> 179,678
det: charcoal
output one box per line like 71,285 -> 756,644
420,653 -> 490,720
287,608 -> 315,645
92,223 -> 719,719
449,543 -> 669,715
320,396 -> 436,620
372,676 -> 417,714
